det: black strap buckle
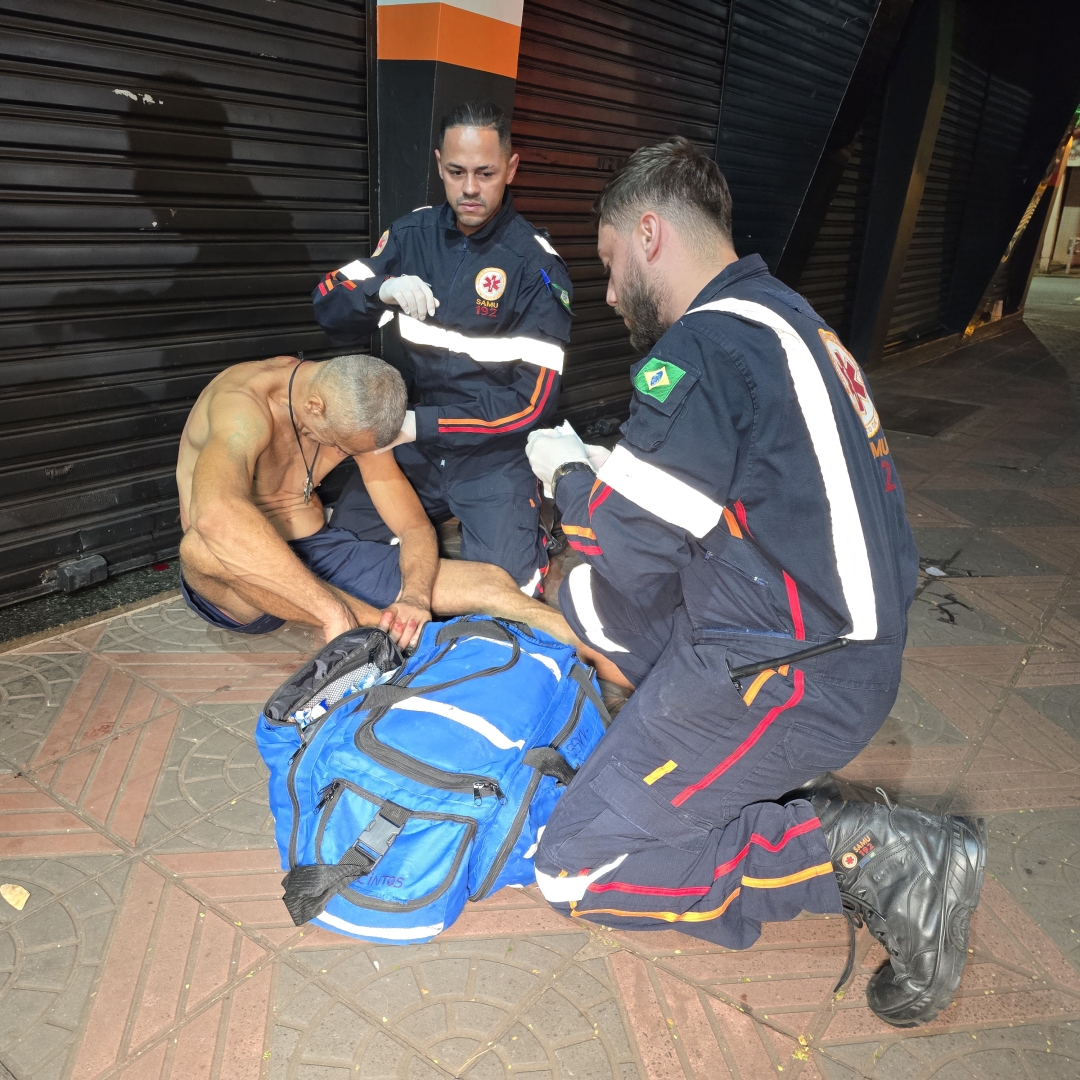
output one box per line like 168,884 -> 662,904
353,806 -> 407,864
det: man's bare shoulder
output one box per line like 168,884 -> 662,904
185,356 -> 296,450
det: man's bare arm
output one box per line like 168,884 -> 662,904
357,448 -> 439,647
188,392 -> 359,639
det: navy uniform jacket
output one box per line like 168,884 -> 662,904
311,193 -> 573,453
556,254 -> 919,654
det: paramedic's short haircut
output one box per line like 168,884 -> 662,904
311,354 -> 407,448
596,136 -> 733,250
439,101 -> 512,156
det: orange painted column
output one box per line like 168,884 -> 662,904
373,0 -> 524,232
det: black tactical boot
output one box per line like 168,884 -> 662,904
808,782 -> 986,1027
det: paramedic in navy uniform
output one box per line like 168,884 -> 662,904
523,138 -> 988,1029
311,101 -> 572,596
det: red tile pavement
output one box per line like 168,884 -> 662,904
5,326 -> 1080,1078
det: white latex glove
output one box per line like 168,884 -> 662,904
378,276 -> 439,320
526,421 -> 591,498
374,411 -> 416,454
583,443 -> 612,471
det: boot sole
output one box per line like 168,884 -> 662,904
872,814 -> 987,1026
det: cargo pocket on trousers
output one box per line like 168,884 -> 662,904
590,759 -> 709,853
782,724 -> 871,773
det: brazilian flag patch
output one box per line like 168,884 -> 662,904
540,268 -> 573,313
633,357 -> 686,403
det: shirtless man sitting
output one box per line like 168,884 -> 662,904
176,352 -> 617,662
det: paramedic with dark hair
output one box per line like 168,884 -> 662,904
311,100 -> 572,597
523,137 -> 988,1029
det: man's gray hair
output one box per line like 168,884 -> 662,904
311,354 -> 407,448
595,136 -> 733,251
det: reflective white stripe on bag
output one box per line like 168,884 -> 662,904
338,259 -> 375,281
315,911 -> 444,940
397,313 -> 564,373
392,696 -> 525,750
535,853 -> 628,902
567,564 -> 629,654
596,444 -> 724,539
686,298 -> 878,641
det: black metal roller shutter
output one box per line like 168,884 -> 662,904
886,48 -> 986,346
511,0 -> 728,431
795,97 -> 884,342
0,0 -> 368,603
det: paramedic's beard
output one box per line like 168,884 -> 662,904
615,259 -> 672,353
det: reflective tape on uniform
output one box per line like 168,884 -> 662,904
686,298 -> 878,641
566,564 -> 629,654
519,567 -> 543,596
397,313 -> 564,373
534,853 -> 628,902
534,233 -> 560,257
596,444 -> 724,538
338,259 -> 376,281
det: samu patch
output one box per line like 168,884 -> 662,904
633,357 -> 687,404
839,831 -> 879,872
372,229 -> 389,257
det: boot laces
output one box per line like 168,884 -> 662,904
833,880 -> 892,993
830,789 -> 900,992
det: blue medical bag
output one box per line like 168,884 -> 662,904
255,616 -> 610,944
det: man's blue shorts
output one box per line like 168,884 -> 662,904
179,526 -> 402,635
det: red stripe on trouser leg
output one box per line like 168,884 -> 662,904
711,817 -> 822,877
585,817 -> 824,898
783,571 -> 805,640
671,670 -> 805,807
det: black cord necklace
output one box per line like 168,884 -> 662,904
287,360 -> 319,504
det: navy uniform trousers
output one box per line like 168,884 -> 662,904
330,440 -> 546,592
535,565 -> 904,949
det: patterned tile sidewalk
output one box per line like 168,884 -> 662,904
3,283 -> 1080,1080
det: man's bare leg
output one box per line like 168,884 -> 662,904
431,560 -> 633,688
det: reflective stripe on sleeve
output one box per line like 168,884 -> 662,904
686,298 -> 877,640
534,233 -> 560,257
596,444 -> 723,538
397,314 -> 564,373
566,564 -> 629,654
338,259 -> 376,281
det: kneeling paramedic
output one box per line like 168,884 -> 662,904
311,101 -> 572,596
523,138 -> 987,1028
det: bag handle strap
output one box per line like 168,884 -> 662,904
280,800 -> 410,925
435,618 -> 516,645
569,664 -> 613,728
524,746 -> 577,786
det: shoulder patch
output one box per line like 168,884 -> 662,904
540,268 -> 572,313
633,357 -> 686,403
372,229 -> 389,257
819,329 -> 880,438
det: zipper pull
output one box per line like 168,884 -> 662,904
473,782 -> 483,806
473,781 -> 506,804
315,780 -> 341,812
